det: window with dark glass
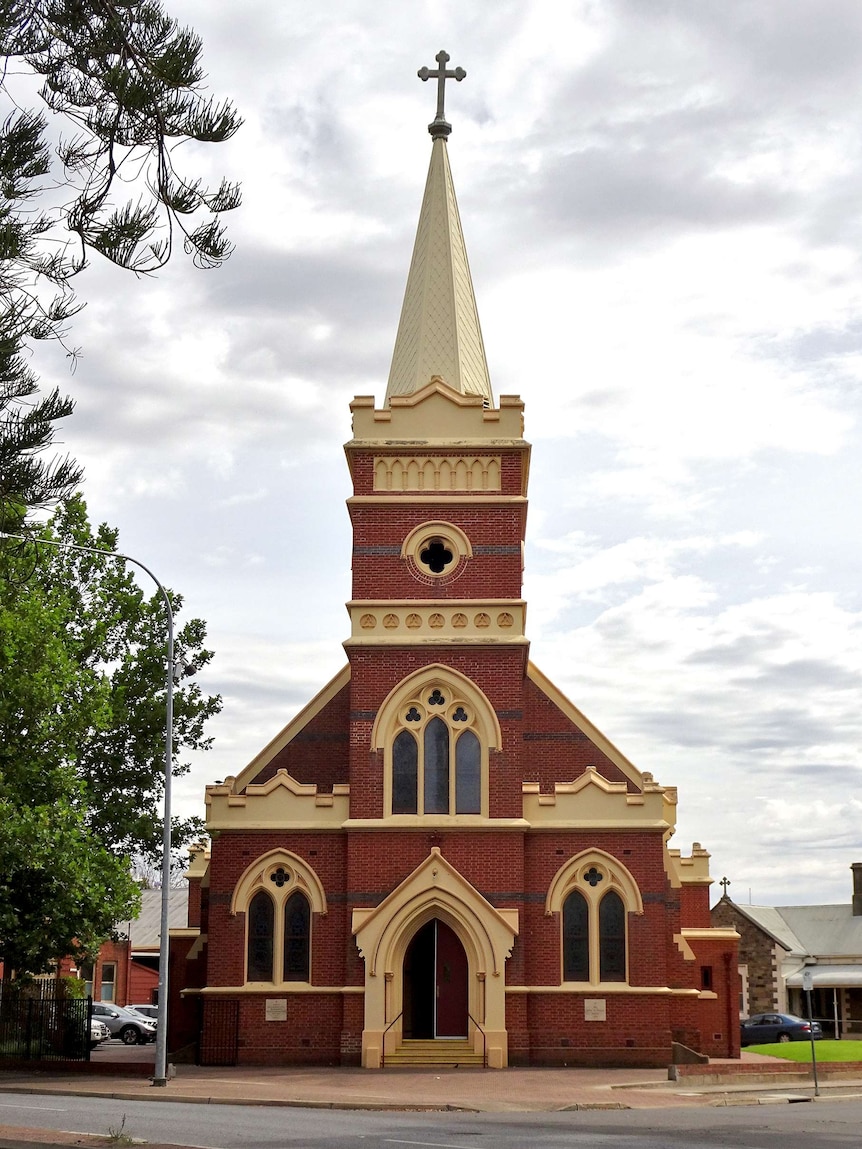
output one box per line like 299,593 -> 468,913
455,729 -> 481,813
393,730 -> 419,813
562,890 -> 589,981
598,890 -> 626,982
283,892 -> 310,981
424,716 -> 450,813
247,890 -> 274,981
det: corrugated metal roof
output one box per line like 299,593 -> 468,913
115,887 -> 189,950
731,904 -> 808,953
775,904 -> 862,958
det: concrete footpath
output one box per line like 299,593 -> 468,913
1,1054 -> 861,1148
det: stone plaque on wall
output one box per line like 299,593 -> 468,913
584,999 -> 606,1022
265,999 -> 287,1022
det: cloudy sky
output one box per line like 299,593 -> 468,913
28,0 -> 862,907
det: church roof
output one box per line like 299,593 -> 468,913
385,128 -> 492,404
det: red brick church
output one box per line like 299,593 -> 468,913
171,56 -> 739,1069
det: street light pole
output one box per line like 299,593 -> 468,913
0,530 -> 175,1086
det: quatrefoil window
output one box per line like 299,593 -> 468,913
270,867 -> 290,888
584,866 -> 604,888
419,539 -> 454,574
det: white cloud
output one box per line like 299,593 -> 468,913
18,0 -> 862,907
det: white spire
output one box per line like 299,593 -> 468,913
385,55 -> 492,405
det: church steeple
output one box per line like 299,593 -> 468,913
385,52 -> 493,406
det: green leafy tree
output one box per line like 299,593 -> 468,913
0,495 -> 221,972
1,0 -> 241,529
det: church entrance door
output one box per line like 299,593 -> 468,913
403,919 -> 468,1039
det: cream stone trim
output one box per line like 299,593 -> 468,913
546,850 -> 644,917
401,519 -> 473,572
352,848 -> 517,1069
374,455 -> 502,492
186,843 -> 210,882
680,928 -> 740,941
192,985 -> 365,996
168,928 -> 200,939
348,495 -> 526,505
231,665 -> 350,794
230,849 -> 327,918
523,768 -> 671,829
505,985 -> 702,997
187,932 -> 207,961
341,817 -> 530,831
348,382 -> 527,445
665,843 -> 712,886
674,933 -> 697,962
207,771 -> 350,831
526,664 -> 650,793
347,600 -> 526,642
372,664 -> 502,749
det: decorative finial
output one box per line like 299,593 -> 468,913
720,876 -> 731,897
418,50 -> 466,139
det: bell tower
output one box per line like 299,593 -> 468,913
342,54 -> 531,821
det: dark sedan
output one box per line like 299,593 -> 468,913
740,1012 -> 823,1045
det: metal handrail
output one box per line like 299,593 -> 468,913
380,1010 -> 403,1068
467,1011 -> 487,1067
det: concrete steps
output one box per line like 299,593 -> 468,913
384,1039 -> 484,1068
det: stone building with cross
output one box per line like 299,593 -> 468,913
170,58 -> 739,1069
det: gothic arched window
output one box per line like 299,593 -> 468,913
549,855 -> 640,986
374,669 -> 499,819
247,890 -> 275,982
599,890 -> 627,982
562,889 -> 589,982
236,854 -> 323,986
387,688 -> 485,815
283,892 -> 311,981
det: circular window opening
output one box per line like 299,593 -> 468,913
401,520 -> 472,581
419,537 -> 454,575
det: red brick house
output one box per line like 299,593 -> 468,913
172,68 -> 738,1069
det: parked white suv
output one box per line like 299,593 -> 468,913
92,1003 -> 157,1044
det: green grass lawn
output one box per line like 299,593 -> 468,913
744,1039 -> 862,1062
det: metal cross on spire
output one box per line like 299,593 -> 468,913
418,50 -> 466,139
720,876 -> 731,897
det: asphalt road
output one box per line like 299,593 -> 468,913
1,1092 -> 862,1149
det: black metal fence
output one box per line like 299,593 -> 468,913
0,980 -> 90,1062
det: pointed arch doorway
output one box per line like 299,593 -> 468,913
403,919 -> 468,1039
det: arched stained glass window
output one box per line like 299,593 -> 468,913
562,889 -> 589,981
247,890 -> 274,981
424,716 -> 449,813
283,892 -> 310,981
393,730 -> 418,813
455,729 -> 481,813
599,890 -> 626,982
383,676 -> 493,816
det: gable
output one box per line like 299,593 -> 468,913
524,664 -> 643,791
233,665 -> 350,793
